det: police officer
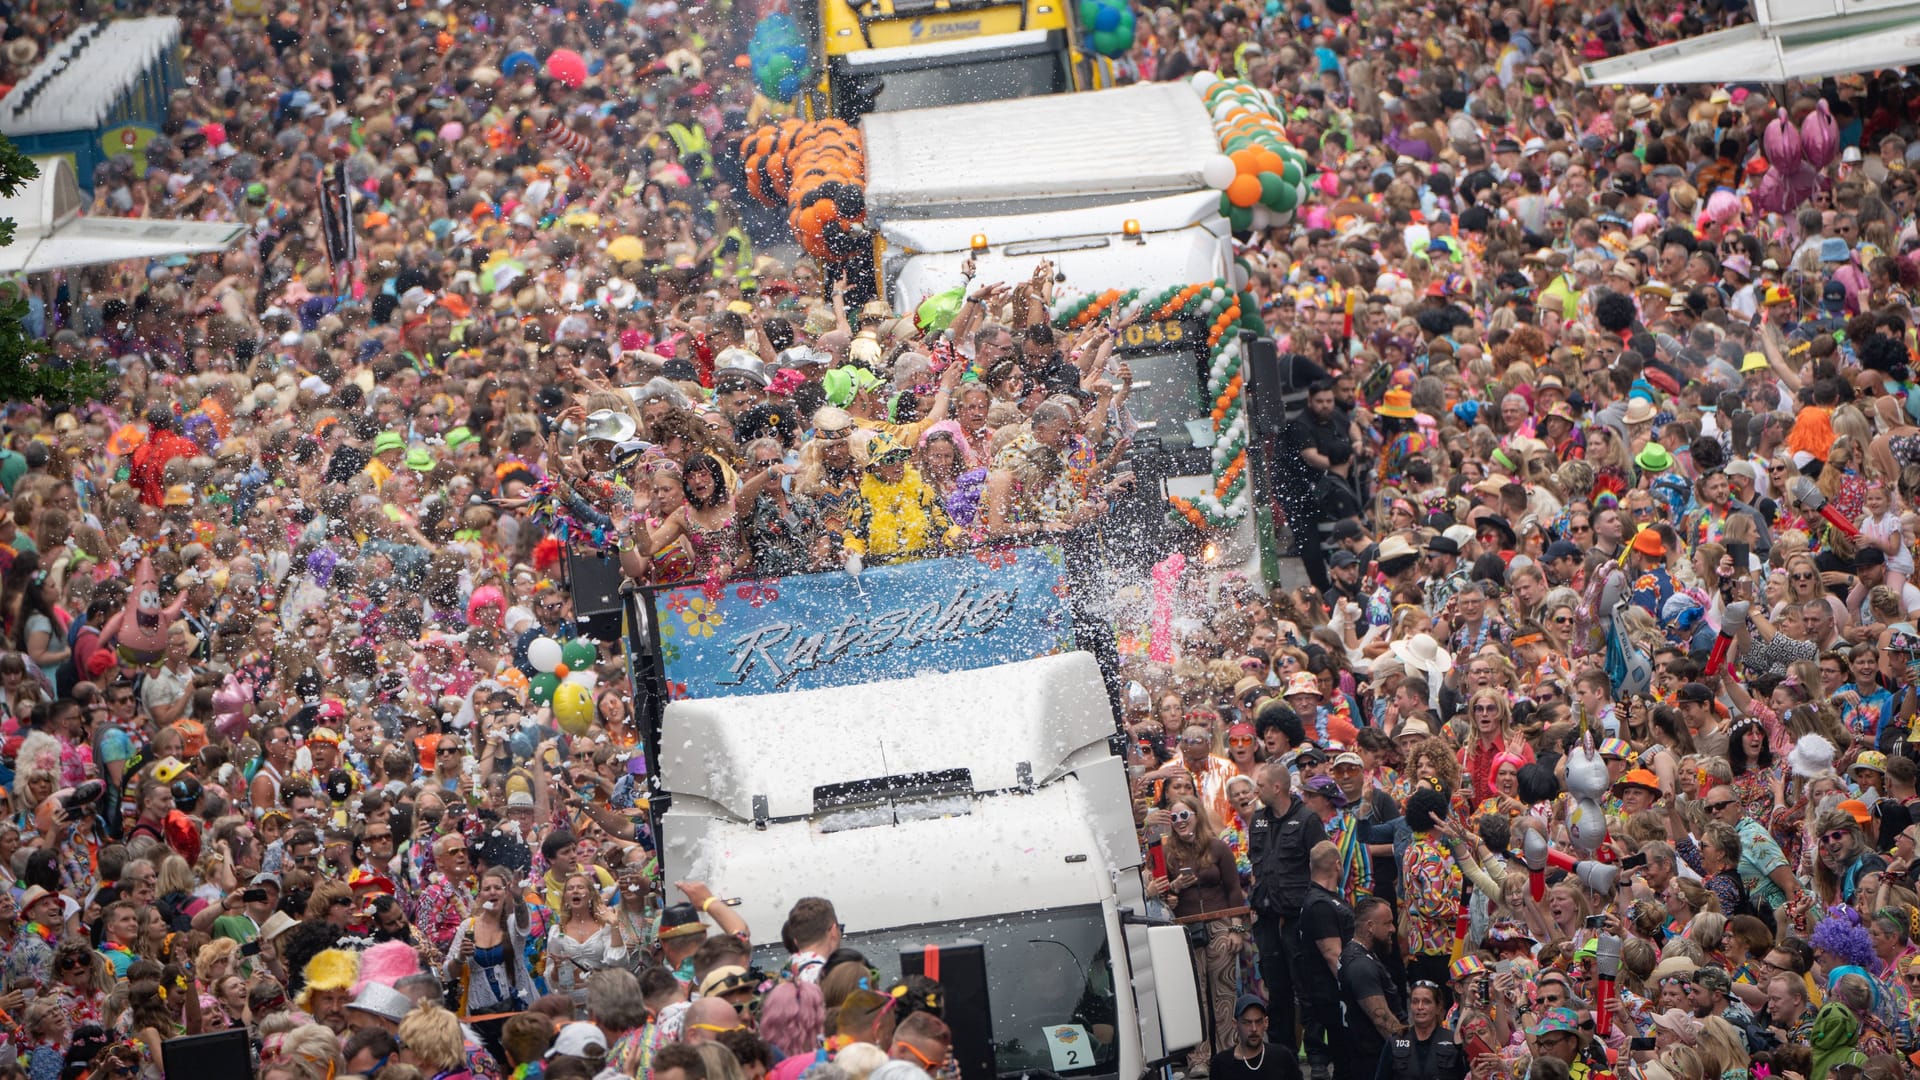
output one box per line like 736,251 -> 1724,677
1387,981 -> 1465,1080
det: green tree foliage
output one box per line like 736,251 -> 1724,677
0,139 -> 112,404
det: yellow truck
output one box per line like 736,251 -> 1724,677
802,0 -> 1110,119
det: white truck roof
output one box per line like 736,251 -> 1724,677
662,759 -> 1139,944
657,651 -> 1115,822
862,82 -> 1219,218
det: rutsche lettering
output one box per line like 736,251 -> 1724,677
719,585 -> 1019,686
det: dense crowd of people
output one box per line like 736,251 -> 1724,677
0,1 -> 1915,1080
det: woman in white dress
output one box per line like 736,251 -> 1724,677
545,870 -> 628,1014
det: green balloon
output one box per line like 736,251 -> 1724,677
562,639 -> 598,669
1273,181 -> 1299,214
1219,192 -> 1236,218
1280,161 -> 1301,186
1226,203 -> 1253,235
1257,173 -> 1288,210
529,672 -> 560,705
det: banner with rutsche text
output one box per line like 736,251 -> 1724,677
650,546 -> 1076,699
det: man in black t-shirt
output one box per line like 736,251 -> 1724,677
1336,897 -> 1405,1080
1294,842 -> 1353,1080
1278,379 -> 1360,590
1209,995 -> 1302,1080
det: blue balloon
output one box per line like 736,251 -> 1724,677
502,50 -> 537,76
750,12 -> 813,102
1093,5 -> 1120,31
1079,0 -> 1102,23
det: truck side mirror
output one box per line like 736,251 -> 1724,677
1146,924 -> 1203,1052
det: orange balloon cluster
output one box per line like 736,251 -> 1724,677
1153,283 -> 1210,320
740,119 -> 869,261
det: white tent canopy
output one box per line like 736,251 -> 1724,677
1581,0 -> 1920,85
0,156 -> 243,274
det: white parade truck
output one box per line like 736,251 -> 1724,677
635,546 -> 1203,1080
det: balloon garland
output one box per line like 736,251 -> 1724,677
1077,0 -> 1135,57
525,634 -> 601,734
748,13 -> 813,102
1050,279 -> 1265,528
1189,72 -> 1310,239
740,120 -> 870,263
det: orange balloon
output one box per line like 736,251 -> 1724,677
1229,148 -> 1264,174
1226,174 -> 1261,208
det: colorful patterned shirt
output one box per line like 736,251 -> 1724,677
1401,830 -> 1462,957
1324,807 -> 1371,903
415,873 -> 476,952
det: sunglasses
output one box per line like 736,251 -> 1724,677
1791,572 -> 1815,581
1170,810 -> 1194,822
1822,829 -> 1854,845
1704,800 -> 1735,813
1550,615 -> 1573,624
1228,736 -> 1254,747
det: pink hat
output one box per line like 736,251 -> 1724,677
467,585 -> 506,628
352,940 -> 423,995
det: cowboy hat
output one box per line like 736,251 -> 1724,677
1376,536 -> 1420,564
1621,398 -> 1658,425
580,409 -> 639,446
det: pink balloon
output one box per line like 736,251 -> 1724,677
546,49 -> 589,88
439,121 -> 465,142
1800,100 -> 1838,170
202,122 -> 227,147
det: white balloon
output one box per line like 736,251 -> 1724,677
567,670 -> 599,692
528,636 -> 563,673
1230,261 -> 1251,290
1248,206 -> 1272,232
1201,154 -> 1237,191
1190,71 -> 1219,92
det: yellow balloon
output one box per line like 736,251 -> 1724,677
553,681 -> 596,735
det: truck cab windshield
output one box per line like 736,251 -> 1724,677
1119,350 -> 1208,452
841,51 -> 1066,114
764,906 -> 1120,1077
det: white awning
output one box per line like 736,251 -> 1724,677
1581,0 -> 1920,84
0,17 -> 180,137
0,156 -> 243,274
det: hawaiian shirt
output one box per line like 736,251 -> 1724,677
3,925 -> 53,990
414,872 -> 476,951
1423,568 -> 1471,614
1628,565 -> 1675,618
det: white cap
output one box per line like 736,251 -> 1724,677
548,1022 -> 608,1059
